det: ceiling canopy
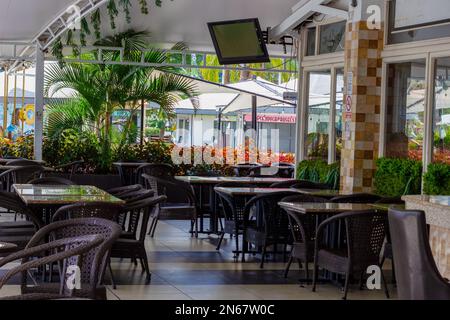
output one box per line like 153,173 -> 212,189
0,0 -> 300,52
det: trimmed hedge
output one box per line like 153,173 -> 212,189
423,162 -> 450,195
374,158 -> 422,197
297,160 -> 340,190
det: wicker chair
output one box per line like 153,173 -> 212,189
0,233 -> 105,300
312,210 -> 390,300
107,184 -> 142,197
281,194 -> 329,279
52,202 -> 124,222
214,182 -> 257,256
142,174 -> 199,238
0,165 -> 44,192
388,208 -> 450,300
21,217 -> 121,299
330,193 -> 382,204
136,164 -> 174,183
111,196 -> 167,284
233,163 -> 262,177
243,191 -> 299,266
270,180 -> 303,188
28,177 -> 77,186
0,192 -> 43,253
290,180 -> 330,190
5,159 -> 41,166
54,160 -> 84,179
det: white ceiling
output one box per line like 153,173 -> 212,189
0,0 -> 301,52
0,0 -> 75,41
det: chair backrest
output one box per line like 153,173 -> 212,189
290,180 -> 329,190
0,233 -> 105,298
107,184 -> 142,196
2,165 -> 45,187
6,159 -> 40,166
142,174 -> 195,205
55,160 -> 84,176
281,194 -> 328,247
244,191 -> 299,237
28,177 -> 77,186
317,210 -> 387,269
52,202 -> 124,222
0,191 -> 43,228
24,217 -> 121,298
122,196 -> 167,241
119,188 -> 154,203
330,193 -> 382,204
388,208 -> 450,300
270,180 -> 301,188
136,164 -> 174,184
215,183 -> 257,222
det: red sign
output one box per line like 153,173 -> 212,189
244,114 -> 296,124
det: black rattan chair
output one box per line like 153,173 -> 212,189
312,210 -> 390,300
0,165 -> 44,192
243,191 -> 299,266
2,217 -> 121,299
54,160 -> 84,179
330,193 -> 382,204
111,196 -> 167,284
281,194 -> 329,280
137,164 -> 174,185
388,208 -> 450,300
28,177 -> 77,186
0,234 -> 104,299
270,180 -> 303,188
107,184 -> 142,197
290,180 -> 330,190
214,182 -> 257,256
142,174 -> 198,238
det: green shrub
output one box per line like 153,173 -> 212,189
423,162 -> 450,195
297,160 -> 340,190
374,157 -> 422,197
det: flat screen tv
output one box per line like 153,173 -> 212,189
208,18 -> 270,65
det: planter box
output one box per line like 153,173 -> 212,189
49,173 -> 122,190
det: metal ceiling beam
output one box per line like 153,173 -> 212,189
269,0 -> 347,41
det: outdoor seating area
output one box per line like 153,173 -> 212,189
0,0 -> 449,308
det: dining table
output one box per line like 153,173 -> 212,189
278,201 -> 388,283
176,176 -> 295,234
0,159 -> 46,166
13,184 -> 125,224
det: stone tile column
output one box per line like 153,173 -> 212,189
340,20 -> 384,193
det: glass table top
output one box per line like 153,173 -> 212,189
177,176 -> 294,184
214,187 -> 298,196
13,184 -> 125,205
278,202 -> 378,213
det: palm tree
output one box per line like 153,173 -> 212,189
44,29 -> 197,168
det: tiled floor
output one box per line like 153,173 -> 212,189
0,215 -> 397,300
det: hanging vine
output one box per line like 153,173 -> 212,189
119,0 -> 132,24
91,9 -> 102,40
52,0 -> 176,64
66,29 -> 80,57
107,0 -> 119,30
79,18 -> 91,47
139,0 -> 149,14
51,38 -> 64,67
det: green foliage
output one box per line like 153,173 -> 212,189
297,160 -> 340,190
374,157 -> 422,197
423,162 -> 450,195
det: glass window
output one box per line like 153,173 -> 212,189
306,71 -> 331,160
306,28 -> 316,56
335,69 -> 344,160
319,21 -> 346,55
385,60 -> 426,161
433,57 -> 450,164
